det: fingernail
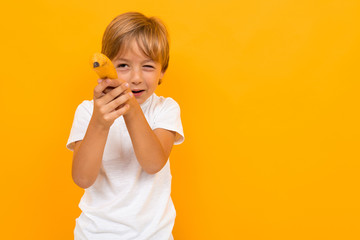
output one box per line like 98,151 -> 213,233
124,83 -> 129,87
129,92 -> 133,97
97,79 -> 103,83
106,79 -> 111,83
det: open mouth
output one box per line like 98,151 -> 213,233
132,90 -> 145,93
131,89 -> 145,97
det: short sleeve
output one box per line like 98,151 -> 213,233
152,98 -> 184,145
66,101 -> 93,151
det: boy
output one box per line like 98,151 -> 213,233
67,12 -> 184,240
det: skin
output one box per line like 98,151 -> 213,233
72,41 -> 176,189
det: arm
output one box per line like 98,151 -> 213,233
71,123 -> 108,189
124,99 -> 176,174
71,79 -> 132,189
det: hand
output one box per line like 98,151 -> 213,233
92,78 -> 133,129
99,78 -> 138,111
100,78 -> 126,96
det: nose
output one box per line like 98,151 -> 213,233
130,69 -> 143,85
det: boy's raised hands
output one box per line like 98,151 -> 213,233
92,78 -> 133,129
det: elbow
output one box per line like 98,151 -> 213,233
74,178 -> 94,189
75,180 -> 93,189
72,173 -> 95,189
143,158 -> 168,175
144,168 -> 160,175
72,162 -> 98,189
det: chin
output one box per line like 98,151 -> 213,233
135,98 -> 144,104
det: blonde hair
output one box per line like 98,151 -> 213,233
101,12 -> 170,82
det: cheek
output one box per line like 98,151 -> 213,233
145,71 -> 161,81
116,71 -> 131,81
145,76 -> 160,88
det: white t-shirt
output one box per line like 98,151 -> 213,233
67,93 -> 184,240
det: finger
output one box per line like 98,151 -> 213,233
101,78 -> 124,96
102,79 -> 128,96
107,104 -> 130,120
94,79 -> 112,99
103,86 -> 115,95
107,78 -> 125,88
100,78 -> 126,92
100,82 -> 130,105
104,91 -> 133,113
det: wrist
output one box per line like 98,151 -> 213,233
123,97 -> 142,120
88,117 -> 111,133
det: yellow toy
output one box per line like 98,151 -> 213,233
90,53 -> 118,79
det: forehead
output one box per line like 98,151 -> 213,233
113,40 -> 153,61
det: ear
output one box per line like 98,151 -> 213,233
158,71 -> 165,85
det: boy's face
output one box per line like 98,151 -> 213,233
111,41 -> 164,105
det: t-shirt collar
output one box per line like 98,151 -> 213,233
140,93 -> 155,110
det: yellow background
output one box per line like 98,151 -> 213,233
1,0 -> 359,239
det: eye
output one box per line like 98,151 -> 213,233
143,65 -> 155,69
116,63 -> 129,68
